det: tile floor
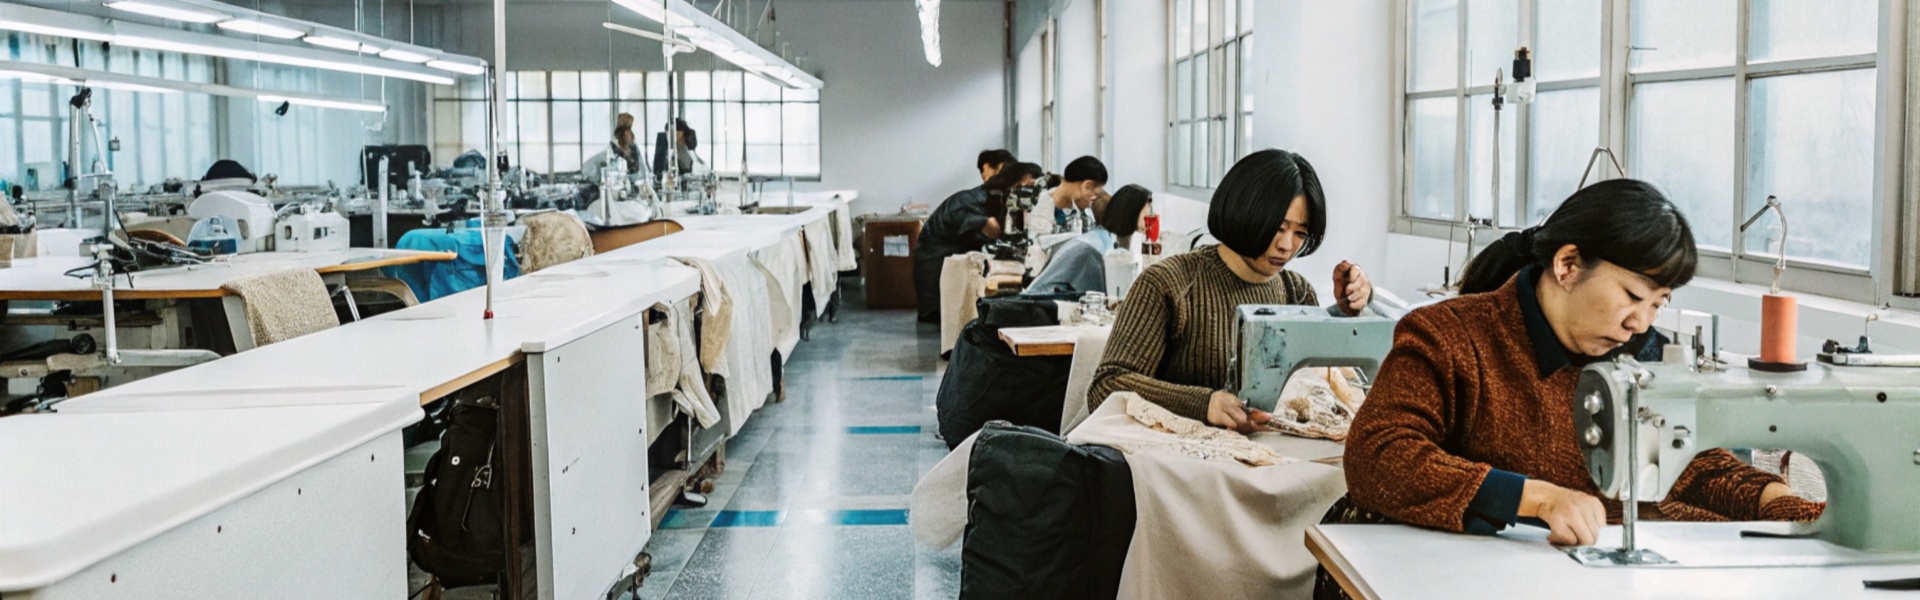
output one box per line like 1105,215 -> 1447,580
635,281 -> 960,599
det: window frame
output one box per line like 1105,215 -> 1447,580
1166,0 -> 1253,193
1393,0 -> 1907,306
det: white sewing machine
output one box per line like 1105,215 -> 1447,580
1569,357 -> 1920,565
274,205 -> 351,253
188,190 -> 350,254
1230,304 -> 1398,412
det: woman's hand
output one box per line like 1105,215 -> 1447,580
1206,390 -> 1252,431
1332,261 -> 1374,315
1519,479 -> 1607,547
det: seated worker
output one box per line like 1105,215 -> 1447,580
913,162 -> 1043,322
1321,180 -> 1821,597
1036,156 -> 1109,235
1087,149 -> 1376,428
978,149 -> 1015,183
1024,184 -> 1154,295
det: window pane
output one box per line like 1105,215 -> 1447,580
1465,0 -> 1518,86
1629,0 -> 1735,72
782,86 -> 818,102
619,72 -> 644,100
1173,123 -> 1192,186
1240,0 -> 1252,34
1240,38 -> 1254,114
1175,59 -> 1192,121
1525,87 -> 1599,223
745,73 -> 781,102
462,101 -> 488,155
1411,0 -> 1459,93
647,73 -> 669,100
1750,0 -> 1877,63
552,102 -> 581,145
1195,52 -> 1210,121
1192,0 -> 1209,54
517,71 -> 548,99
583,101 -> 613,143
1466,93 -> 1516,225
1176,0 -> 1192,58
1629,78 -> 1734,249
518,103 -> 549,143
1744,69 -> 1875,268
581,71 -> 611,99
1535,0 -> 1601,81
1409,97 -> 1457,220
1223,0 -> 1237,39
682,72 -> 711,100
714,71 -> 743,101
551,71 -> 580,100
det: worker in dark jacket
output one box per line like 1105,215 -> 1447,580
913,162 -> 1041,322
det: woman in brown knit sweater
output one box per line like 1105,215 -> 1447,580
1088,149 -> 1376,430
1334,180 -> 1821,558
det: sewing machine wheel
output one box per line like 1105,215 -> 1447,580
1573,365 -> 1630,498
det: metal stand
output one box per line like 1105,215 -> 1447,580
1569,369 -> 1674,566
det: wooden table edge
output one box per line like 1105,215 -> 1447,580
419,352 -> 525,405
1306,524 -> 1379,600
315,251 -> 458,274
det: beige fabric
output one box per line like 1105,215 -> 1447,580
684,251 -> 774,432
221,268 -> 339,347
939,252 -> 988,356
1256,367 -> 1367,442
346,277 -> 419,307
1119,396 -> 1294,467
2,232 -> 35,259
1059,325 -> 1114,434
909,431 -> 979,549
800,219 -> 839,316
1067,393 -> 1347,600
829,205 -> 857,271
673,257 -> 734,373
519,211 -> 594,273
645,298 -> 721,428
753,235 -> 808,358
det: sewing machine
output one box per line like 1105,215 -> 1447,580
1569,357 -> 1920,565
275,206 -> 351,253
187,190 -> 276,253
1230,304 -> 1397,412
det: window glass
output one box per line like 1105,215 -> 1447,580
1534,0 -> 1601,81
1175,0 -> 1192,58
1629,78 -> 1735,250
1410,0 -> 1459,93
1526,87 -> 1600,223
1743,68 -> 1876,268
1629,0 -> 1736,72
580,71 -> 612,99
517,71 -> 548,99
1409,97 -> 1457,220
551,71 -> 580,100
1749,0 -> 1877,63
1465,0 -> 1518,87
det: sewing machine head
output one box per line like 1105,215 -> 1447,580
1572,357 -> 1920,556
1232,305 -> 1396,412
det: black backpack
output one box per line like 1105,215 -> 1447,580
962,421 -> 1136,599
407,395 -> 514,589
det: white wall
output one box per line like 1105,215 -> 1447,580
1016,38 -> 1044,166
1056,0 -> 1100,163
1108,0 -> 1167,194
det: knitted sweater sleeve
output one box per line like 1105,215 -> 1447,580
1087,265 -> 1216,420
1342,306 -> 1495,533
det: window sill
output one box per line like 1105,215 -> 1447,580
1675,276 -> 1920,356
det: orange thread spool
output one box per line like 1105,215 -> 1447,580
1759,294 -> 1798,364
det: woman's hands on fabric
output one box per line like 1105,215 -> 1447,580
1520,479 -> 1607,547
1207,390 -> 1252,431
1333,261 -> 1374,315
982,217 -> 1002,238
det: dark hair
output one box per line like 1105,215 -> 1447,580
1458,179 -> 1698,294
978,149 -> 1016,172
1207,149 -> 1326,259
1062,155 -> 1109,185
983,162 -> 1042,192
674,118 -> 698,150
1098,184 -> 1154,239
614,124 -> 633,139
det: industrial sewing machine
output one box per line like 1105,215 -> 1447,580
1569,357 -> 1920,566
1229,304 -> 1398,412
188,189 -> 350,254
984,179 -> 1049,263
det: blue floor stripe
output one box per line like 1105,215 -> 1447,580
709,510 -> 784,528
658,509 -> 713,530
831,509 -> 910,526
707,509 -> 910,528
849,375 -> 926,381
847,425 -> 921,435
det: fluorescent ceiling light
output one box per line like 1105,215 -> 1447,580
601,22 -> 695,52
260,95 -> 384,113
0,11 -> 114,43
105,0 -> 227,24
218,19 -> 306,40
611,0 -> 821,90
115,34 -> 455,85
916,0 -> 942,67
303,35 -> 382,53
378,48 -> 433,63
0,69 -> 178,94
426,60 -> 485,75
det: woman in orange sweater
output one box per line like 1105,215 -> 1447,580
1333,180 -> 1820,558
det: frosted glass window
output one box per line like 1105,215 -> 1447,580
554,145 -> 581,172
1173,123 -> 1192,186
1534,0 -> 1601,81
618,72 -> 644,100
713,71 -> 743,101
1223,0 -> 1236,39
1526,87 -> 1600,223
682,72 -> 711,100
1744,69 -> 1876,268
745,75 -> 781,102
1191,0 -> 1208,54
1409,97 -> 1457,220
646,73 -> 668,100
552,102 -> 581,148
1466,93 -> 1517,226
1629,0 -> 1735,72
551,72 -> 580,100
517,72 -> 547,99
580,71 -> 611,99
1410,0 -> 1459,93
1175,60 -> 1192,121
1175,0 -> 1192,57
583,102 -> 614,141
518,104 -> 549,143
1750,0 -> 1877,63
1629,78 -> 1735,249
1465,0 -> 1518,86
783,87 -> 818,103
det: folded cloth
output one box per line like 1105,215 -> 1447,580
662,299 -> 720,427
1068,392 -> 1347,600
909,431 -> 979,549
939,252 -> 988,356
673,257 -> 734,373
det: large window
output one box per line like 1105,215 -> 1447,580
1168,0 -> 1253,189
0,34 -> 216,193
1627,0 -> 1878,270
1402,0 -> 1894,301
1404,0 -> 1603,228
433,70 -> 821,179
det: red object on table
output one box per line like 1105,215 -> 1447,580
1143,214 -> 1161,242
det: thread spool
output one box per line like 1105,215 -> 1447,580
1749,293 -> 1807,372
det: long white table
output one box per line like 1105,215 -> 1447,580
0,387 -> 421,598
1309,522 -> 1920,600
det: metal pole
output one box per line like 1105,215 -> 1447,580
67,97 -> 85,229
1622,375 -> 1640,553
483,0 -> 508,320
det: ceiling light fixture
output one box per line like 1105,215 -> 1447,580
425,59 -> 486,75
377,48 -> 433,64
104,0 -> 227,24
217,19 -> 307,40
601,22 -> 696,52
610,0 -> 821,90
302,35 -> 382,54
115,34 -> 455,85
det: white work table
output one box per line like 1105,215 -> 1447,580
1309,522 -> 1920,600
0,387 -> 421,597
0,248 -> 454,301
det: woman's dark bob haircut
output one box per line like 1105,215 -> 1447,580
1207,149 -> 1326,259
1099,184 -> 1155,239
1458,178 -> 1699,294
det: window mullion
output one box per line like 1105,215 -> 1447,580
1453,0 -> 1470,221
1730,0 -> 1753,278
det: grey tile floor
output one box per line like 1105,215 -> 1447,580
635,281 -> 960,600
